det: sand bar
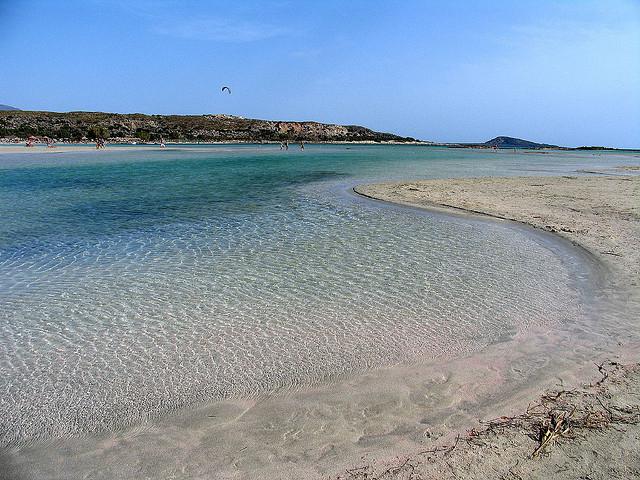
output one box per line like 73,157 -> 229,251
356,175 -> 639,292
349,174 -> 640,479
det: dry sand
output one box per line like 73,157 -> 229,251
333,361 -> 640,480
349,174 -> 640,479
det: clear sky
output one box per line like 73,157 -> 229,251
1,0 -> 639,147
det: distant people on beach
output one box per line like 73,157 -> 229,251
160,137 -> 166,148
95,138 -> 106,149
300,141 -> 305,150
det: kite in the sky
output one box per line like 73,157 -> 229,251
221,86 -> 231,94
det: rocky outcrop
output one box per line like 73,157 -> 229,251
0,111 -> 417,143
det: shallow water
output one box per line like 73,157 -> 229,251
0,145 -> 637,445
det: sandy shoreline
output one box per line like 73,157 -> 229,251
0,141 -> 429,155
2,174 -> 638,479
354,175 -> 639,329
350,175 -> 640,479
354,175 -> 639,274
0,145 -> 211,155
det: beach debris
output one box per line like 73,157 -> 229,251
335,361 -> 639,479
221,86 -> 232,94
479,361 -> 640,459
531,407 -> 574,457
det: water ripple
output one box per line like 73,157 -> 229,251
0,147 -> 604,445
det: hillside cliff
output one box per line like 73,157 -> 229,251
0,111 -> 417,143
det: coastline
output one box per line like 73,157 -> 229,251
354,175 -> 639,294
348,174 -> 640,479
5,173 -> 639,480
0,141 -> 431,155
3,143 -> 638,156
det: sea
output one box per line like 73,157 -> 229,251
0,144 -> 637,445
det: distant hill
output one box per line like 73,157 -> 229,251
0,110 -> 418,143
443,135 -> 560,150
0,104 -> 20,111
483,136 -> 558,149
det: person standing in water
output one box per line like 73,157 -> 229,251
300,141 -> 304,150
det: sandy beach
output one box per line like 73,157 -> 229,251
0,142 -> 428,156
355,175 -> 639,280
349,174 -> 640,479
3,1 -> 638,478
5,170 -> 638,480
0,144 -> 187,155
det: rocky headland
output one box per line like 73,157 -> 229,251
0,110 -> 418,144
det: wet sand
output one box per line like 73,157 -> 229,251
350,174 -> 640,479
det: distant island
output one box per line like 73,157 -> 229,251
0,104 -> 20,111
0,110 -> 417,144
442,136 -> 559,150
440,136 -> 636,151
483,136 -> 558,149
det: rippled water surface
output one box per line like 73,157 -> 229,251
0,145 -> 635,443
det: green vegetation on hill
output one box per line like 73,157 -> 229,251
0,111 -> 416,143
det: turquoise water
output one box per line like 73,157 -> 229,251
0,145 -> 637,444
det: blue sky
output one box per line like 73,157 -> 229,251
1,0 -> 639,147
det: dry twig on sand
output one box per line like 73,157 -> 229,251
531,407 -> 575,457
335,361 -> 640,480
